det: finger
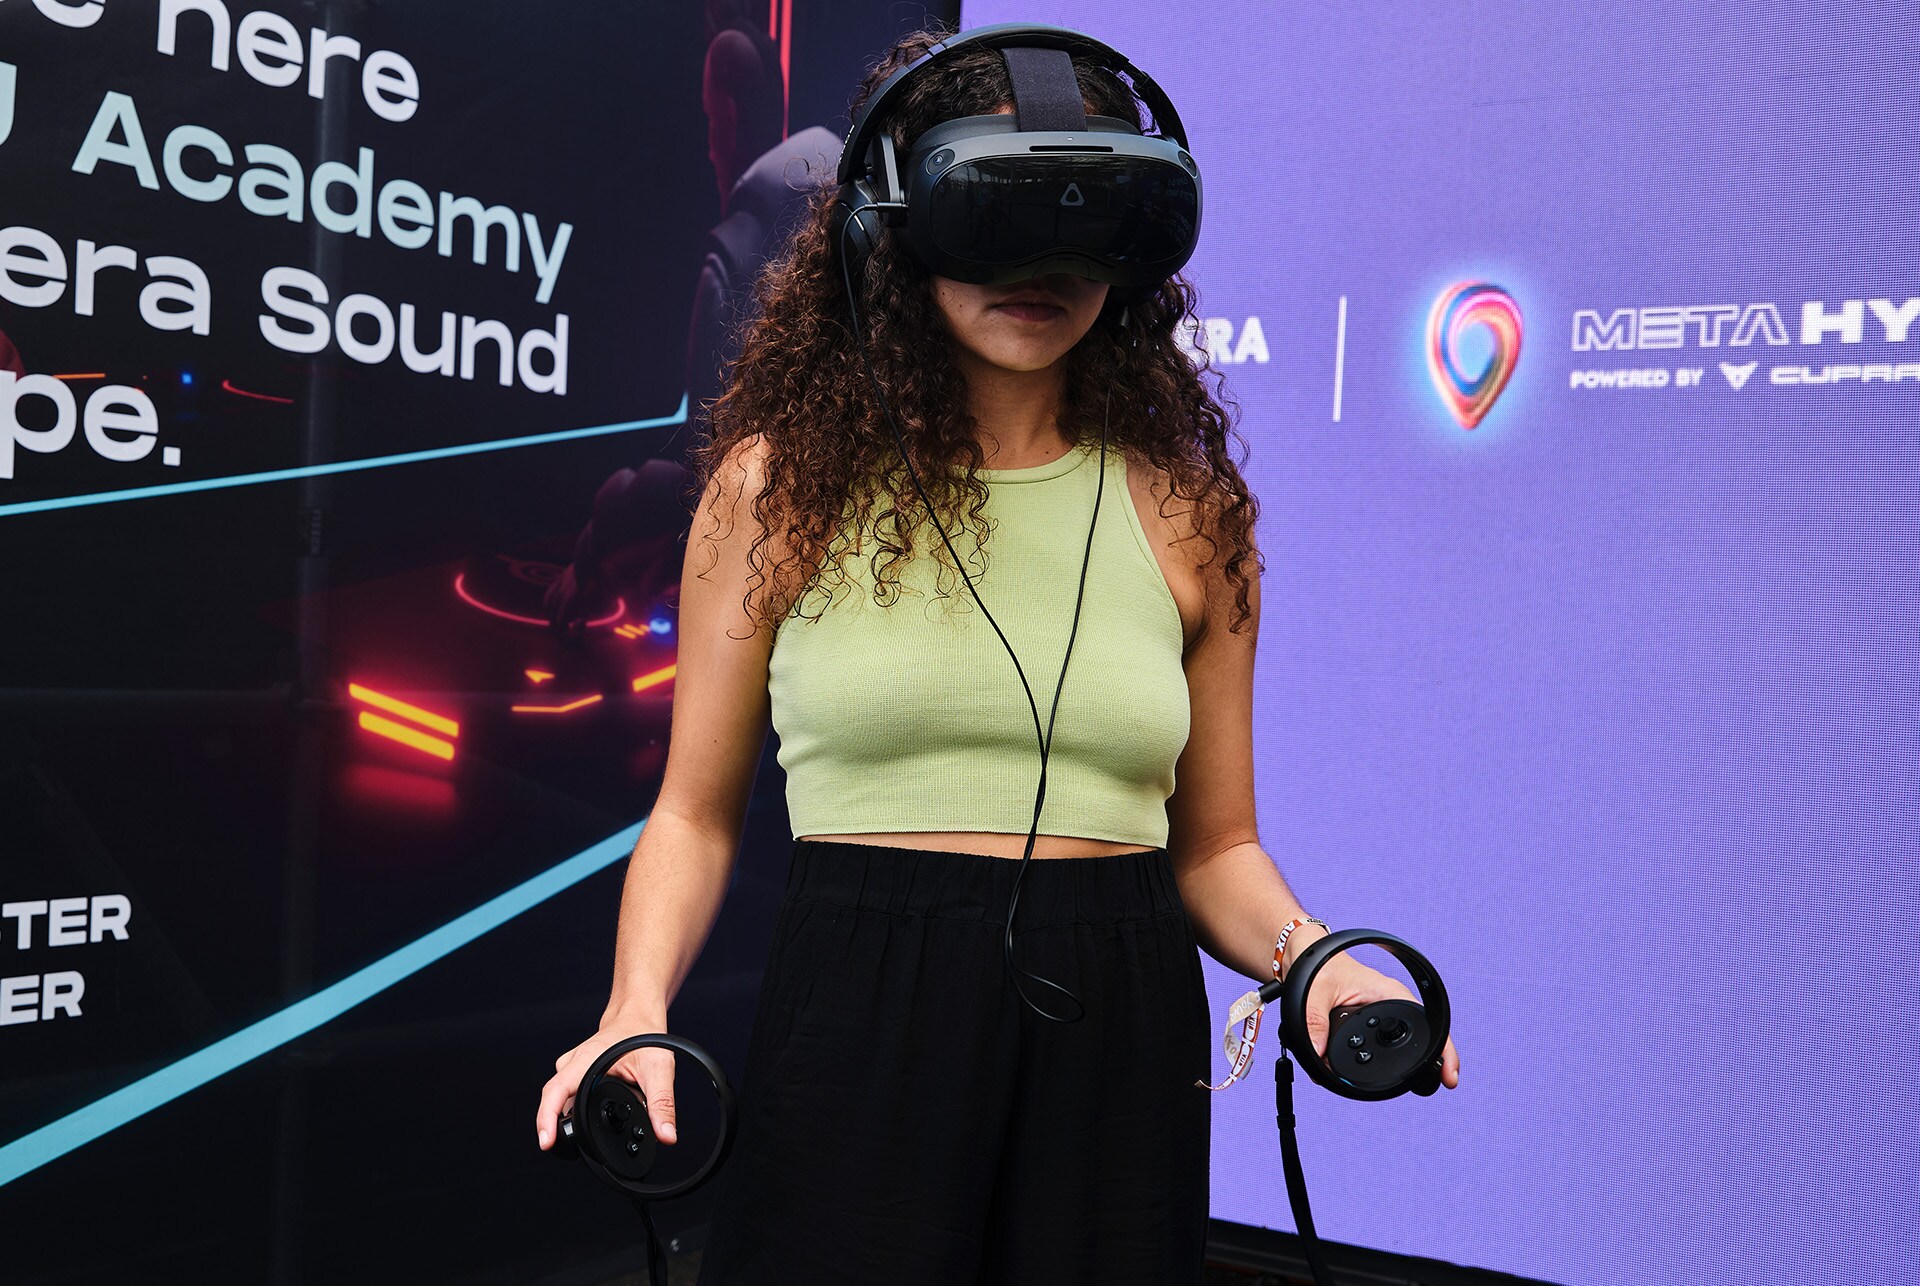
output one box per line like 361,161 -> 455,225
638,1050 -> 678,1145
651,1092 -> 678,1145
1304,1006 -> 1330,1058
1441,1037 -> 1460,1090
535,1072 -> 575,1150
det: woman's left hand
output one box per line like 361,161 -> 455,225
1289,930 -> 1460,1090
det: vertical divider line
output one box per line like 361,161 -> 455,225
1333,295 -> 1348,423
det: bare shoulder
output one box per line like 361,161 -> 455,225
1120,447 -> 1212,653
684,433 -> 792,639
696,433 -> 774,531
1121,447 -> 1263,651
690,435 -> 792,563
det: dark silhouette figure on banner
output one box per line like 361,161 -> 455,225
546,19 -> 837,641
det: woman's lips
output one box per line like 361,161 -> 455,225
994,302 -> 1065,321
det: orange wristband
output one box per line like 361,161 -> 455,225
1273,916 -> 1328,981
1194,916 -> 1330,1093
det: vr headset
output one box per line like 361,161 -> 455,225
828,22 -> 1203,306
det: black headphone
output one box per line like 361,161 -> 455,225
826,25 -> 1197,1023
828,21 -> 1201,324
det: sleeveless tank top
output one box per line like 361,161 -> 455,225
766,440 -> 1191,847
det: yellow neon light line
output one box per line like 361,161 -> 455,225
510,694 -> 605,714
357,711 -> 455,760
630,664 -> 677,693
347,682 -> 460,737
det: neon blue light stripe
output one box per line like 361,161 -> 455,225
0,394 -> 688,518
0,819 -> 645,1186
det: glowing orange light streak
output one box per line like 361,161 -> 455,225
630,664 -> 677,693
453,573 -> 625,628
510,693 -> 604,714
52,373 -> 106,380
221,379 -> 294,404
525,670 -> 555,684
347,682 -> 460,737
357,711 -> 454,760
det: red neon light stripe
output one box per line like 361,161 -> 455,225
779,0 -> 791,138
220,379 -> 295,404
453,573 -> 626,629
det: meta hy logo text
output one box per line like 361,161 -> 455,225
1571,298 -> 1920,350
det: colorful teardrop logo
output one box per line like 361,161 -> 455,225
1426,282 -> 1522,429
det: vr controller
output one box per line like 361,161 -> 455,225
550,1033 -> 737,1286
1265,927 -> 1451,1101
1260,928 -> 1453,1286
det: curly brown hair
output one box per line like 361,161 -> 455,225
688,19 -> 1262,638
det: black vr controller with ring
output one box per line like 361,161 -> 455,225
1256,928 -> 1453,1285
550,1033 -> 737,1286
1264,927 -> 1451,1100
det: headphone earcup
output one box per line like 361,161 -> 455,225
828,179 -> 886,280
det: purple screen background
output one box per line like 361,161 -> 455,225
958,4 -> 1919,1283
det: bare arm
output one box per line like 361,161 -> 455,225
1167,519 -> 1461,1087
1164,541 -> 1332,981
601,437 -> 778,1025
537,433 -> 780,1148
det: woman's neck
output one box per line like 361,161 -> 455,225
954,350 -> 1072,469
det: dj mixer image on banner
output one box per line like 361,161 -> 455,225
0,1 -> 954,1280
955,2 -> 1920,1285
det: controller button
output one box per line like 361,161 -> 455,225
1355,1050 -> 1373,1064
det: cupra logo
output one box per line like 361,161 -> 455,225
1426,282 -> 1523,429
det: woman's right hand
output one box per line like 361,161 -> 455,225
536,1021 -> 679,1152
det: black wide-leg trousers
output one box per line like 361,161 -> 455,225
695,837 -> 1213,1285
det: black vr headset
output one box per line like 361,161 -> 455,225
828,22 -> 1203,307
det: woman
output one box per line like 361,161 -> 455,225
536,23 -> 1461,1283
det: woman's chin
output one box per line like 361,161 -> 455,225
969,341 -> 1077,373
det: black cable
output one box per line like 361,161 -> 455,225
1275,1055 -> 1339,1286
838,202 -> 1112,1023
625,1193 -> 668,1286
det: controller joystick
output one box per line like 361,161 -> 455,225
1327,999 -> 1443,1096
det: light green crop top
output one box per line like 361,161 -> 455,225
766,440 -> 1191,848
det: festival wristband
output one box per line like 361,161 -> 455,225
1274,916 -> 1328,980
1194,916 -> 1330,1092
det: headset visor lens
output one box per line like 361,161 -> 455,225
927,155 -> 1198,272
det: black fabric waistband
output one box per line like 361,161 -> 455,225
782,837 -> 1185,929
